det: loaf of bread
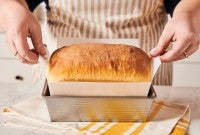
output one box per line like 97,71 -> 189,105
48,43 -> 151,82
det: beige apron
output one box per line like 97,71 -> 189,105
38,0 -> 172,85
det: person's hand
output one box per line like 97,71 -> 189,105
0,0 -> 46,64
150,12 -> 200,63
150,0 -> 200,63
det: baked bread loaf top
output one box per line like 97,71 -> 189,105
48,43 -> 151,82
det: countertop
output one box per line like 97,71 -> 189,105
0,81 -> 200,135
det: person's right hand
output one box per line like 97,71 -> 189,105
0,0 -> 46,64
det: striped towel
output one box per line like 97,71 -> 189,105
2,97 -> 190,135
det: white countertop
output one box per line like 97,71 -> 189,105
0,81 -> 200,135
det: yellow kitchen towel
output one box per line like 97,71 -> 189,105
2,97 -> 190,135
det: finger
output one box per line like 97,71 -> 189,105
161,35 -> 200,62
178,41 -> 200,61
15,52 -> 35,64
6,37 -> 36,64
160,42 -> 190,63
29,22 -> 46,56
6,36 -> 18,56
176,33 -> 197,55
30,48 -> 38,55
187,37 -> 200,56
14,33 -> 39,63
150,25 -> 174,57
160,34 -> 192,63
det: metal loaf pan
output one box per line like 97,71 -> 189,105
42,81 -> 156,122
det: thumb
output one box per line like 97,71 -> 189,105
150,25 -> 174,57
29,22 -> 46,56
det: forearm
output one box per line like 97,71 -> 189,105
173,0 -> 200,32
0,0 -> 29,30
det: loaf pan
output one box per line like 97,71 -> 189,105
42,80 -> 156,122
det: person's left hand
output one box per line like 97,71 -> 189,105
150,12 -> 200,63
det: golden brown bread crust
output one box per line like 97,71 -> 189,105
48,43 -> 151,82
